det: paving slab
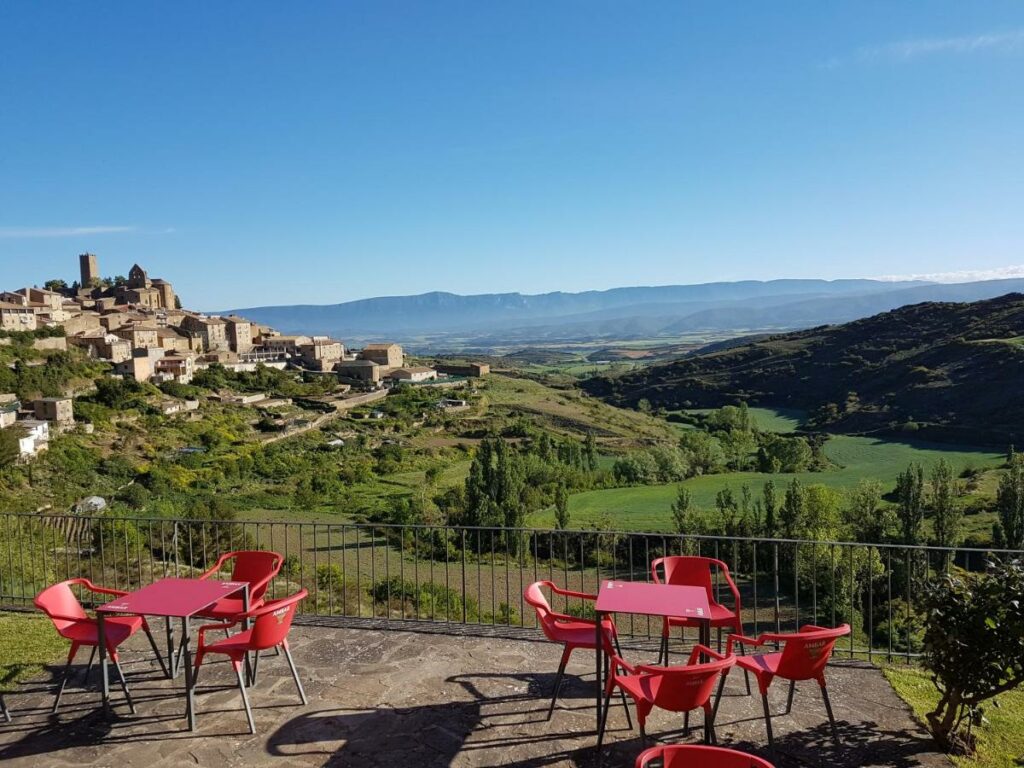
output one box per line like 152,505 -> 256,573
0,621 -> 950,767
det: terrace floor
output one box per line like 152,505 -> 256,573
0,620 -> 949,767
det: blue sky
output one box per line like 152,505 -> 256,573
1,3 -> 1023,310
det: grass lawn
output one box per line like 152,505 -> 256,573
529,434 -> 1004,531
884,665 -> 1024,768
0,612 -> 65,693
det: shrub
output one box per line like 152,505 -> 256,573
920,559 -> 1024,753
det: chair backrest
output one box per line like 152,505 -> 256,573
652,556 -> 735,606
632,656 -> 735,714
524,581 -> 558,641
773,624 -> 850,681
636,744 -> 775,768
225,550 -> 283,603
34,579 -> 88,632
249,589 -> 308,650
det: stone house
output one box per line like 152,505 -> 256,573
336,359 -> 381,383
114,324 -> 160,350
297,338 -> 344,371
359,343 -> 403,369
223,316 -> 254,354
0,301 -> 38,331
154,352 -> 196,384
34,397 -> 75,427
261,335 -> 311,356
388,366 -> 438,383
179,314 -> 229,352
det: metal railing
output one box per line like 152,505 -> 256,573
2,511 -> 1020,662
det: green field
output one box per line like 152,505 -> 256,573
530,434 -> 1004,531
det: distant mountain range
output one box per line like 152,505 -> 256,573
223,277 -> 1024,348
581,292 -> 1024,446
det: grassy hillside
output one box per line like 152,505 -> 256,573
583,293 -> 1024,446
529,432 -> 1003,531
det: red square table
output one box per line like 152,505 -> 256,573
593,580 -> 712,732
98,577 -> 249,730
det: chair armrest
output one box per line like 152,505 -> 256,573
610,653 -> 638,675
799,624 -> 828,633
198,552 -> 232,581
548,584 -> 597,601
687,643 -> 730,665
81,580 -> 129,597
727,633 -> 768,654
196,620 -> 240,650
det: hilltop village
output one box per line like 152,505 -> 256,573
0,254 -> 488,459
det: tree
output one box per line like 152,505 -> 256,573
554,483 -> 570,530
995,450 -> 1024,549
928,459 -> 962,549
780,478 -> 805,539
844,479 -> 892,543
895,463 -> 926,545
670,485 -> 695,535
678,430 -> 724,476
715,487 -> 739,536
583,432 -> 598,472
921,559 -> 1024,753
762,480 -> 778,538
0,426 -> 22,469
43,279 -> 67,292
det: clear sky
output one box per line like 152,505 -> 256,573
2,3 -> 1023,310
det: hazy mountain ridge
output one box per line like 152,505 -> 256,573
581,292 -> 1024,446
221,278 -> 1024,347
223,279 -> 931,339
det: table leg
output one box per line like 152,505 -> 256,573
595,609 -> 603,732
165,617 -> 176,679
699,619 -> 711,658
98,612 -> 111,716
181,617 -> 196,731
242,586 -> 252,686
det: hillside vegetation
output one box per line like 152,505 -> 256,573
583,293 -> 1024,446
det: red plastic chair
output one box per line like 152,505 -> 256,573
728,623 -> 851,746
599,643 -> 735,752
524,580 -> 624,720
195,550 -> 283,620
652,557 -> 744,660
635,744 -> 775,768
34,578 -> 164,713
192,589 -> 308,734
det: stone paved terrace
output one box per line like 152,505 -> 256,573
0,620 -> 949,768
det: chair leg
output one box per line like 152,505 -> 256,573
142,622 -> 169,678
683,710 -> 690,737
52,646 -> 78,713
282,643 -> 307,705
234,663 -> 256,734
596,682 -> 614,752
716,627 -> 723,653
786,680 -> 796,715
710,672 -> 727,732
619,688 -> 633,730
761,691 -> 774,747
112,658 -> 136,715
547,650 -> 569,721
737,639 -> 751,695
821,683 -> 840,745
82,646 -> 97,685
252,650 -> 260,685
0,694 -> 10,722
703,704 -> 714,744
